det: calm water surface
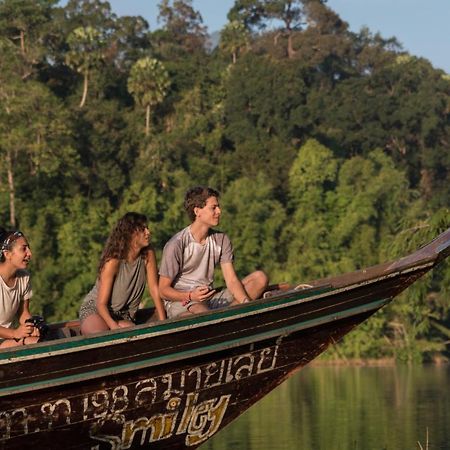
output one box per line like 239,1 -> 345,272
203,365 -> 450,450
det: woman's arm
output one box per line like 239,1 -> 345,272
96,259 -> 120,330
146,248 -> 166,320
0,323 -> 33,340
17,298 -> 39,337
0,299 -> 34,340
17,298 -> 32,324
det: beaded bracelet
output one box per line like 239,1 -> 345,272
182,291 -> 192,307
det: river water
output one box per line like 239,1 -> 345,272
203,365 -> 450,450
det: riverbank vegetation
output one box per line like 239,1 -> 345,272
0,0 -> 448,362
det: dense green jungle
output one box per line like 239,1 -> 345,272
0,0 -> 449,362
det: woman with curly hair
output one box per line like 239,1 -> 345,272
0,228 -> 40,348
79,212 -> 165,335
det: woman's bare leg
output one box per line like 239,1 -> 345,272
0,336 -> 39,348
80,313 -> 110,335
117,320 -> 134,328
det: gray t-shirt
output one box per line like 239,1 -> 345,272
159,226 -> 234,292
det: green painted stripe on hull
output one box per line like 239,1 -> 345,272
0,252 -> 434,365
0,285 -> 335,362
0,297 -> 389,398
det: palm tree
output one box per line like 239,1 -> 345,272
127,57 -> 170,136
65,26 -> 105,108
219,21 -> 250,64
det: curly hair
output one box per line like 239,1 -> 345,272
0,227 -> 25,263
184,186 -> 220,222
97,212 -> 148,275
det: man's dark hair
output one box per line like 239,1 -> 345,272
184,186 -> 220,222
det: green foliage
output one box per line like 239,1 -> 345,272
227,0 -> 267,31
127,57 -> 170,135
219,20 -> 250,64
221,173 -> 286,277
128,57 -> 170,109
281,138 -> 338,281
52,196 -> 112,321
65,26 -> 105,73
65,25 -> 108,107
0,0 -> 448,362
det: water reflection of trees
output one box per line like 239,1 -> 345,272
205,366 -> 450,450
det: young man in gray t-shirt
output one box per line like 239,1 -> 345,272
159,186 -> 268,319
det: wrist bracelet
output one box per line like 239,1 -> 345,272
182,291 -> 192,307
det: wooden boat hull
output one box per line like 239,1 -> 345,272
0,228 -> 449,449
0,313 -> 370,449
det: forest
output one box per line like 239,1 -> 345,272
0,0 -> 448,362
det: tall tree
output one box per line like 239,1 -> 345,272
265,0 -> 307,59
228,0 -> 267,31
0,75 -> 76,226
0,0 -> 56,79
65,26 -> 106,107
111,15 -> 152,71
219,20 -> 251,64
127,57 -> 170,136
157,0 -> 207,54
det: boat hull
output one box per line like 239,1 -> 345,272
0,312 -> 370,449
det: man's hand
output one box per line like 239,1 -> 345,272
191,285 -> 216,302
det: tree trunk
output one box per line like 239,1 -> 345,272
80,70 -> 89,108
6,151 -> 16,227
274,32 -> 281,46
20,30 -> 25,55
145,104 -> 151,136
287,32 -> 296,59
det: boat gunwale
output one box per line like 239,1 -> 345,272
0,297 -> 390,397
0,259 -> 435,365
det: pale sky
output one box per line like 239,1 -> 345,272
60,1 -> 450,73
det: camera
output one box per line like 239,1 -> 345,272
25,315 -> 49,339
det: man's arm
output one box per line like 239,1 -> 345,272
159,276 -> 215,304
159,276 -> 190,304
221,262 -> 250,304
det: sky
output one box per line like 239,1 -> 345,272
63,0 -> 450,73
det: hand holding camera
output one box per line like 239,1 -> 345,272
25,315 -> 49,339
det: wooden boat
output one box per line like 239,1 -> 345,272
0,228 -> 449,449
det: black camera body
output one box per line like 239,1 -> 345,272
25,315 -> 49,339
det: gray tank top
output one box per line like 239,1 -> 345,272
83,256 -> 146,319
